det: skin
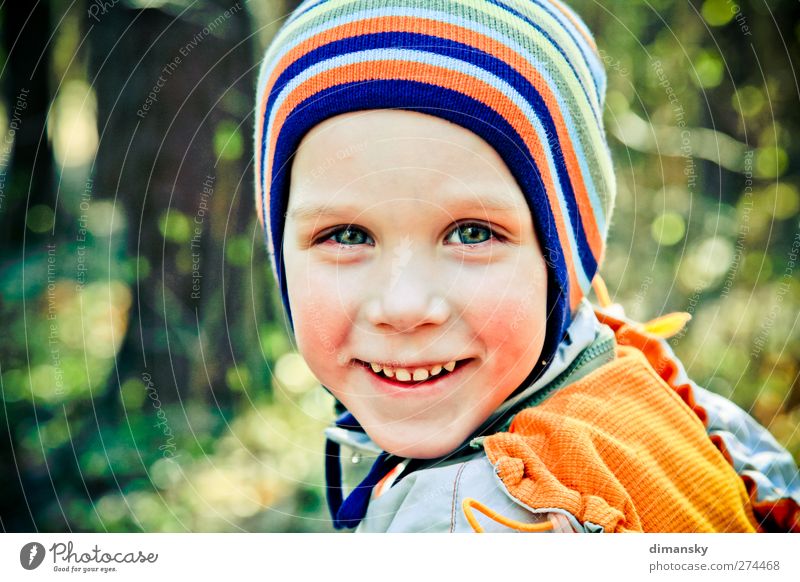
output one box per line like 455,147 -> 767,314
282,109 -> 548,460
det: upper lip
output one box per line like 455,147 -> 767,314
354,357 -> 470,368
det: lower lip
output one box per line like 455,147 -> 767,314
359,359 -> 474,394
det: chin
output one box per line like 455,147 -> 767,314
372,429 -> 466,460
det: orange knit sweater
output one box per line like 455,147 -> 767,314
483,320 -> 759,533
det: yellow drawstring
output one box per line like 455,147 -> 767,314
592,274 -> 613,308
593,274 -> 691,339
461,498 -> 554,533
642,312 -> 692,338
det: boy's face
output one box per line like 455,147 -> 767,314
283,110 -> 547,459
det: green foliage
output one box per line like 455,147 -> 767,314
159,210 -> 193,243
213,120 -> 244,161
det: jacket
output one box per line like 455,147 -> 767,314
325,300 -> 800,532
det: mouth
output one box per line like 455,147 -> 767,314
353,357 -> 474,389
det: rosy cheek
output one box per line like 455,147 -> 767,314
465,277 -> 547,369
291,293 -> 348,366
482,299 -> 529,352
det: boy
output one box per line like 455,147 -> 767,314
254,0 -> 799,532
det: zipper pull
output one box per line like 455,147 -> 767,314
470,436 -> 487,450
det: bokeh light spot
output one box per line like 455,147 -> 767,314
701,0 -> 735,26
26,205 -> 55,233
651,212 -> 686,246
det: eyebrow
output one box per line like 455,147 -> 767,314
287,202 -> 366,223
287,193 -> 521,223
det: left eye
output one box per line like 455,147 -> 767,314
324,226 -> 373,246
445,223 -> 494,245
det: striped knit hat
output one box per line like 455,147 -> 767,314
255,0 -> 615,371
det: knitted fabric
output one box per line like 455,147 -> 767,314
594,310 -> 800,532
483,343 -> 759,532
254,0 -> 616,359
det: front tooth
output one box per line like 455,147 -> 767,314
443,361 -> 456,372
395,368 -> 411,382
430,365 -> 443,376
413,368 -> 429,381
383,367 -> 395,378
370,362 -> 381,373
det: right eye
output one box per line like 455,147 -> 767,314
318,226 -> 374,246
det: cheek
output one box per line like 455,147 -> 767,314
480,289 -> 546,359
285,264 -> 355,371
460,262 -> 547,365
292,296 -> 341,360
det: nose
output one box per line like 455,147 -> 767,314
364,262 -> 451,332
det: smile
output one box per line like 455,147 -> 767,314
354,358 -> 473,386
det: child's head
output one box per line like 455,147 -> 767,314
282,109 -> 548,458
255,0 -> 615,458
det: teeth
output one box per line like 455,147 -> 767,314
412,368 -> 429,381
365,360 -> 461,381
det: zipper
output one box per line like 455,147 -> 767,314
522,336 -> 614,408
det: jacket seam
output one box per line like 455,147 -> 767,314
450,462 -> 468,532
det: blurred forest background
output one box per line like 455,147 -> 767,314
0,0 -> 798,532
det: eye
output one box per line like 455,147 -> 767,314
320,226 -> 374,246
444,222 -> 497,245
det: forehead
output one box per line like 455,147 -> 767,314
287,110 -> 528,213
